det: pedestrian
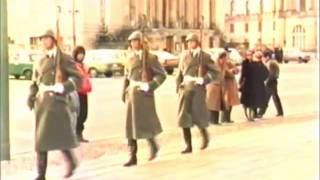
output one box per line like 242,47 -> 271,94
259,56 -> 284,117
274,46 -> 284,63
122,31 -> 166,166
176,33 -> 220,154
219,52 -> 240,123
239,50 -> 254,121
241,51 -> 269,121
27,30 -> 82,180
73,46 -> 92,143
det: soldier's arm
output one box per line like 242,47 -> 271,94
148,56 -> 166,91
175,53 -> 184,93
122,66 -> 129,103
62,55 -> 82,93
27,59 -> 40,110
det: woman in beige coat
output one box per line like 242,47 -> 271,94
206,52 -> 240,124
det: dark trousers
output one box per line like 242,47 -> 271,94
210,107 -> 233,123
76,93 -> 88,136
260,85 -> 283,116
36,150 -> 76,179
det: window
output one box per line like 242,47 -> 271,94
230,0 -> 234,16
299,0 -> 306,11
246,0 -> 249,15
292,25 -> 305,49
258,21 -> 262,32
260,0 -> 263,14
245,23 -> 249,33
230,24 -> 234,33
273,22 -> 276,31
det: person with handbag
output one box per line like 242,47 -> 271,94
27,30 -> 82,180
121,31 -> 166,167
208,52 -> 240,124
176,33 -> 220,154
73,46 -> 92,143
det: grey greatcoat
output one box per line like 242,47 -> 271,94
29,49 -> 82,152
176,50 -> 220,128
122,51 -> 166,139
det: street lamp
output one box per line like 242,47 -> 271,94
0,0 -> 11,161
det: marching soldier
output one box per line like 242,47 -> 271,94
176,33 -> 220,154
122,31 -> 166,166
27,30 -> 82,180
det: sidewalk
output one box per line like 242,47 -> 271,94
2,112 -> 319,180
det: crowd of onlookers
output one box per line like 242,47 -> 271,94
207,47 -> 284,124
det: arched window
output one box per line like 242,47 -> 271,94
292,25 -> 305,49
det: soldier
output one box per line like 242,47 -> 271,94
27,30 -> 82,180
122,31 -> 166,166
176,33 -> 220,154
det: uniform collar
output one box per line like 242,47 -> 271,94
45,46 -> 57,59
190,47 -> 201,57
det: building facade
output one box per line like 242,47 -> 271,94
103,0 -> 223,53
7,0 -> 319,53
224,0 -> 318,51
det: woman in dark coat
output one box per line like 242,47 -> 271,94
239,51 -> 268,121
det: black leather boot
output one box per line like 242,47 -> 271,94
181,128 -> 192,154
35,151 -> 47,180
124,139 -> 138,167
148,138 -> 159,161
62,150 -> 78,178
199,128 -> 209,150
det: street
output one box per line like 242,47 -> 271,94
2,60 -> 319,179
8,61 -> 319,155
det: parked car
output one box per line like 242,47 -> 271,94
283,49 -> 311,63
9,51 -> 44,80
205,48 -> 243,65
84,49 -> 125,78
151,51 -> 179,75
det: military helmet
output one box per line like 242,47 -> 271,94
186,33 -> 199,42
128,30 -> 143,41
40,29 -> 56,40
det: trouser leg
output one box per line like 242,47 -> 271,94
76,94 -> 88,138
210,111 -> 220,125
272,86 -> 284,115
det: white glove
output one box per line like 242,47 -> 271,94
52,83 -> 64,94
195,77 -> 204,85
183,75 -> 195,83
139,83 -> 150,92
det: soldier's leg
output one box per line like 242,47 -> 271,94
124,139 -> 138,167
181,128 -> 192,154
61,149 -> 78,178
35,151 -> 48,180
199,127 -> 209,150
147,138 -> 159,161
